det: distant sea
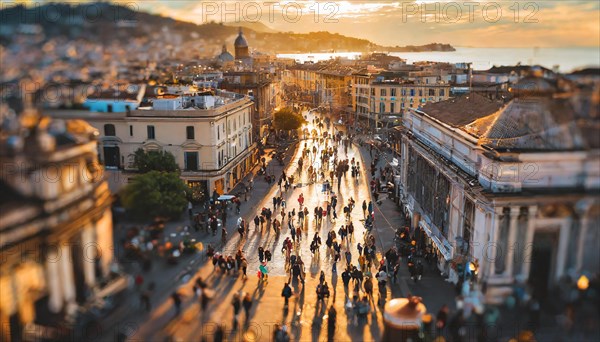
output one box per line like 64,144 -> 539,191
277,47 -> 599,72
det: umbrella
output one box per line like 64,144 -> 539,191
383,296 -> 427,330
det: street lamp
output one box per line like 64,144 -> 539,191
577,275 -> 589,291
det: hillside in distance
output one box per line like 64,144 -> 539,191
0,3 -> 455,54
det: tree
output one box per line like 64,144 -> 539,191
121,171 -> 189,220
273,108 -> 306,131
133,148 -> 179,173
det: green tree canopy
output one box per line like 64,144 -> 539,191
121,171 -> 189,220
133,148 -> 179,173
273,108 -> 306,131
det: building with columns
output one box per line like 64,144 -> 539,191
0,109 -> 116,341
396,72 -> 600,303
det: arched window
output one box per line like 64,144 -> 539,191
104,124 -> 116,136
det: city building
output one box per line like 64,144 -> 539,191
0,108 -> 118,341
395,71 -> 600,303
219,71 -> 278,144
281,63 -> 354,118
49,90 -> 256,196
82,84 -> 146,113
352,70 -> 452,128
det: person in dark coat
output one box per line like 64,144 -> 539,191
436,304 -> 449,336
171,292 -> 182,316
232,293 -> 242,328
282,282 -> 293,306
341,269 -> 352,289
327,305 -> 337,342
214,324 -> 225,342
242,292 -> 253,322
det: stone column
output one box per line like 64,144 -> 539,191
555,218 -> 572,280
59,243 -> 76,304
505,207 -> 520,277
577,217 -> 589,272
521,206 -> 537,280
575,200 -> 592,273
489,207 -> 503,276
81,225 -> 96,288
46,248 -> 63,313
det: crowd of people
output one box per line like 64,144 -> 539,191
161,114 -> 451,341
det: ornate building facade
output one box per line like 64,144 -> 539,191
0,109 -> 117,341
396,73 -> 600,303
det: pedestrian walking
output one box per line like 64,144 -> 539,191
364,276 -> 374,303
171,291 -> 182,316
265,249 -> 272,262
242,292 -> 253,321
281,282 -> 293,307
327,305 -> 337,342
258,246 -> 264,263
259,262 -> 269,283
140,282 -> 154,312
342,268 -> 352,289
232,293 -> 242,328
436,304 -> 449,335
240,257 -> 248,278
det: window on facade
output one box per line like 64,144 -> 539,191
186,126 -> 195,140
462,198 -> 475,254
380,89 -> 387,97
147,125 -> 155,139
410,89 -> 415,96
418,89 -> 423,97
406,145 -> 451,238
184,152 -> 199,171
390,102 -> 395,113
371,88 -> 375,96
402,88 -> 406,96
429,89 -> 435,96
440,89 -> 445,96
129,125 -> 133,137
104,124 -> 116,136
379,102 -> 385,113
391,88 -> 397,97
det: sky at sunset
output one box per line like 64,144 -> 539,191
15,1 -> 600,47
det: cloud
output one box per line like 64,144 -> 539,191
126,0 -> 599,47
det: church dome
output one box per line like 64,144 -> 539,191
234,28 -> 248,48
217,45 -> 234,62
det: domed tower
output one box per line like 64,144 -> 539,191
234,27 -> 250,60
217,44 -> 234,62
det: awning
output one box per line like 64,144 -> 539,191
383,297 -> 427,330
217,195 -> 236,201
419,220 -> 452,261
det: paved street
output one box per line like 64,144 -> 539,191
127,110 -> 394,341
98,112 -> 569,342
98,112 -> 480,342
